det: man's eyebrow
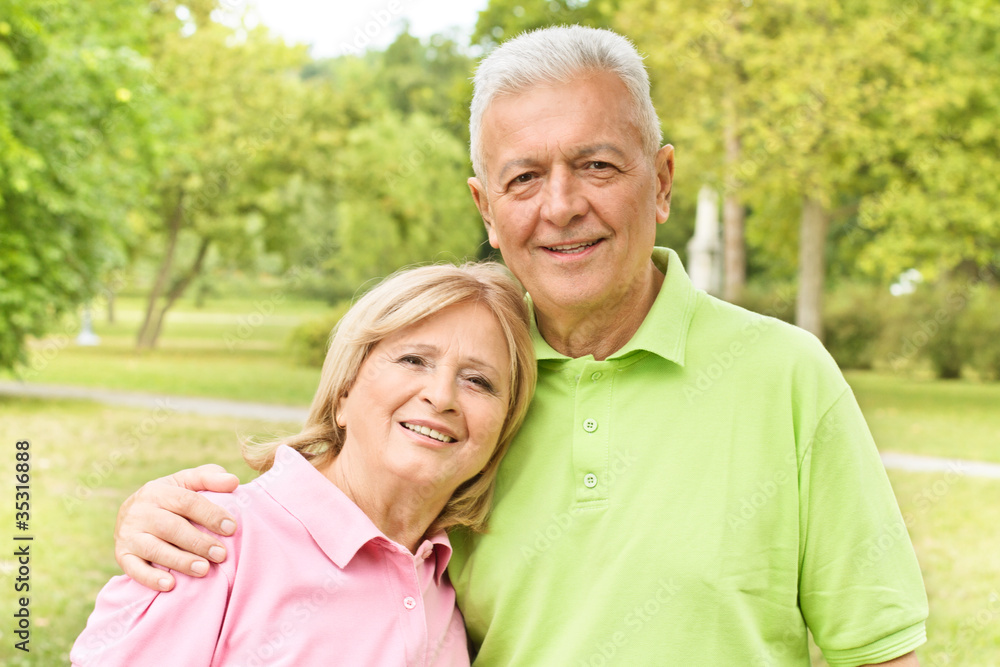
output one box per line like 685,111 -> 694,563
574,143 -> 628,161
498,158 -> 538,184
497,144 -> 629,183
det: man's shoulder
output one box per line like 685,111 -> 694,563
688,292 -> 841,378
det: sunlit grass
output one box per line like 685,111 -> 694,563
846,371 -> 1000,464
0,396 -> 297,666
3,296 -> 331,406
1,302 -> 998,664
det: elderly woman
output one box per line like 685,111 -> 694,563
72,262 -> 536,666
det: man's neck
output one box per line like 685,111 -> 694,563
536,263 -> 665,361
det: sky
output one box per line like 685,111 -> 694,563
245,0 -> 491,57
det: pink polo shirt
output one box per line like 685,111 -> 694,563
72,446 -> 470,666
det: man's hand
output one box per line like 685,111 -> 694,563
114,465 -> 240,592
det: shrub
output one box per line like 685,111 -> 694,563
823,283 -> 890,370
287,301 -> 352,367
956,285 -> 1000,380
733,282 -> 796,323
877,283 -> 969,379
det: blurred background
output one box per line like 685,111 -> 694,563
1,0 -> 998,664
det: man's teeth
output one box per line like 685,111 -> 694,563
403,423 -> 456,443
546,241 -> 597,254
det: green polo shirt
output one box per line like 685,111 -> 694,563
449,248 -> 927,666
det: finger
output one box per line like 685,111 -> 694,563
117,552 -> 176,592
116,530 -> 212,580
154,485 -> 237,539
170,464 -> 241,495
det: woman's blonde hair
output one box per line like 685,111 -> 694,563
243,262 -> 537,534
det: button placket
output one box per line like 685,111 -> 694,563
571,360 -> 614,505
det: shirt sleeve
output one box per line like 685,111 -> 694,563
797,386 -> 929,667
71,561 -> 232,667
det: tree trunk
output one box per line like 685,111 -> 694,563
143,236 -> 211,350
106,290 -> 115,324
137,194 -> 184,350
796,197 -> 830,340
722,108 -> 746,303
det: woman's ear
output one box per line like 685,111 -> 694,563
335,395 -> 347,428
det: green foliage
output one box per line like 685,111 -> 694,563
956,285 -> 1000,380
618,0 -> 1000,317
733,281 -> 796,324
287,301 -> 352,367
878,283 -> 970,379
335,111 -> 484,285
472,0 -> 621,50
0,0 -> 157,370
822,283 -> 891,370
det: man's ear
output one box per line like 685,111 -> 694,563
468,177 -> 500,249
654,144 -> 675,224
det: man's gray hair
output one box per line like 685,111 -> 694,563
469,25 -> 662,183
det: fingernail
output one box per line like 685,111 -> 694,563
191,560 -> 209,575
208,546 -> 226,562
157,578 -> 172,591
221,519 -> 236,535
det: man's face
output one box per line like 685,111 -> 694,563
469,71 -> 674,319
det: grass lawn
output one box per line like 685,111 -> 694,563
2,295 -> 327,406
847,371 -> 1000,464
0,396 -> 299,665
2,298 -> 999,664
2,395 -> 999,665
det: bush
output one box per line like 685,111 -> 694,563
823,283 -> 890,370
733,282 -> 796,323
956,285 -> 1000,380
877,283 -> 969,379
287,301 -> 352,367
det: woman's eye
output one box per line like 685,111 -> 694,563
398,355 -> 425,366
468,375 -> 496,392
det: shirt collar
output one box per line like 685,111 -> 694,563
527,247 -> 697,365
255,445 -> 453,585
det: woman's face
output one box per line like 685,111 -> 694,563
337,301 -> 512,497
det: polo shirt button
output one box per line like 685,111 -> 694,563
584,473 -> 598,488
583,418 -> 598,433
403,596 -> 417,610
591,371 -> 602,381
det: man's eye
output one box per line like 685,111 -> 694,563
512,173 -> 534,185
588,161 -> 613,170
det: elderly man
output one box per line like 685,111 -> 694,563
114,26 -> 927,666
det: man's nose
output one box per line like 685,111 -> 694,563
421,371 -> 459,413
539,167 -> 587,227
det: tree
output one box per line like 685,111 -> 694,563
472,0 -> 620,50
132,3 -> 309,349
335,111 -> 484,286
621,0 -> 999,339
0,0 -> 158,370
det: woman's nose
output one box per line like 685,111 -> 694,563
420,371 -> 459,413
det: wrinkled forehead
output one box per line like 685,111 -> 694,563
480,76 -> 645,166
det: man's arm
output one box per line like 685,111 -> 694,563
114,465 -> 240,591
863,651 -> 919,666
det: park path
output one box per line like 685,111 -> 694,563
3,380 -> 1000,479
0,380 -> 308,423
